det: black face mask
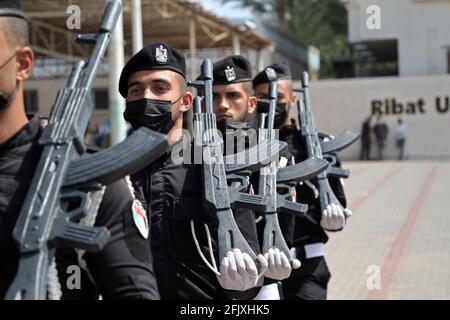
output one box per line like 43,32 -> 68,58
274,102 -> 288,128
0,52 -> 18,110
123,98 -> 181,134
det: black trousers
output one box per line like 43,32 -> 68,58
360,141 -> 371,160
396,138 -> 405,160
281,248 -> 331,300
153,258 -> 221,300
376,140 -> 386,160
154,257 -> 261,300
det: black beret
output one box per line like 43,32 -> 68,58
0,0 -> 26,19
119,42 -> 186,98
212,55 -> 252,85
252,61 -> 292,86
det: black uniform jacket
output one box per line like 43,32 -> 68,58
131,137 -> 261,300
0,116 -> 159,300
277,121 -> 347,249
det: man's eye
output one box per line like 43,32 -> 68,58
130,88 -> 141,95
155,86 -> 168,93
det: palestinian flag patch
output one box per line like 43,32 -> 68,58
131,199 -> 149,239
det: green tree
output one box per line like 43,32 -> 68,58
222,0 -> 350,78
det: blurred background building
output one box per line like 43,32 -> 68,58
336,0 -> 450,77
21,0 -> 450,160
307,0 -> 450,160
22,0 -> 319,146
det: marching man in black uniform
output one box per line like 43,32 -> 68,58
211,55 -> 256,140
0,0 -> 160,300
253,62 -> 353,300
211,55 -> 301,300
120,43 -> 268,299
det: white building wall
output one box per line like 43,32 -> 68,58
347,0 -> 450,76
25,77 -> 112,134
291,74 -> 450,161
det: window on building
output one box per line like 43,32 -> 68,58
351,40 -> 399,77
93,89 -> 109,110
24,90 -> 38,113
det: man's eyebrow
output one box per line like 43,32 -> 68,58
128,78 -> 172,89
226,90 -> 241,95
152,78 -> 172,86
128,80 -> 143,89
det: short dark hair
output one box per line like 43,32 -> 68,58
240,81 -> 253,97
278,79 -> 293,94
176,72 -> 187,94
0,16 -> 29,46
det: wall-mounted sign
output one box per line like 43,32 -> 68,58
371,96 -> 449,115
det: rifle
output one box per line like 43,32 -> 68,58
189,59 -> 286,268
295,71 -> 359,215
255,70 -> 328,263
6,0 -> 169,300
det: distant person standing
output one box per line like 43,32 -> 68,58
93,122 -> 106,147
360,116 -> 372,160
373,115 -> 389,160
395,118 -> 407,160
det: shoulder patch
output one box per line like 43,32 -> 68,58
131,199 -> 149,239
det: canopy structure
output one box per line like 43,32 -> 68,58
21,0 -> 275,143
22,0 -> 272,78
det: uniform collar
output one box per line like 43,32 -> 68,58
160,137 -> 186,166
0,115 -> 41,151
278,119 -> 297,137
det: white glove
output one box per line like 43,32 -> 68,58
217,249 -> 268,291
320,203 -> 347,231
344,208 -> 353,218
263,248 -> 301,281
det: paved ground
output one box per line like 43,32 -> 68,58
325,160 -> 450,300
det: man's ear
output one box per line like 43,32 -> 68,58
179,91 -> 193,113
289,92 -> 297,107
15,46 -> 34,82
247,95 -> 257,114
